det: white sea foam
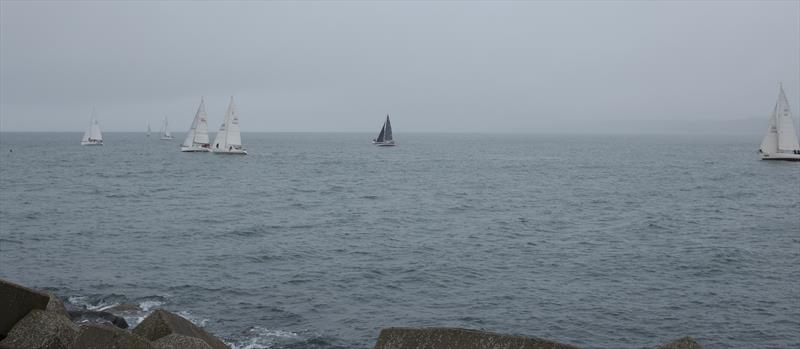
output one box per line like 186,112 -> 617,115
66,295 -> 116,311
139,299 -> 164,311
228,327 -> 300,349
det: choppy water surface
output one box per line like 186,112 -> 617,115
0,132 -> 798,349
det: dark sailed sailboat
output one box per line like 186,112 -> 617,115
372,114 -> 396,146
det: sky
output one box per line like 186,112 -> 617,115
0,0 -> 798,134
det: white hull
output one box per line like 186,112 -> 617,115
160,136 -> 174,140
80,141 -> 103,146
372,141 -> 396,146
762,152 -> 800,161
180,145 -> 210,152
212,149 -> 247,155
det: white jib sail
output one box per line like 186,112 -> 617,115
760,103 -> 779,155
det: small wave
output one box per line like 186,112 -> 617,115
67,294 -> 127,311
139,299 -> 165,311
228,327 -> 300,349
0,238 -> 23,245
176,310 -> 209,328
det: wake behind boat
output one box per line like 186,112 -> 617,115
211,96 -> 247,155
372,114 -> 396,146
759,83 -> 800,161
80,107 -> 103,146
181,98 -> 211,152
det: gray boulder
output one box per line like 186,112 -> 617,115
69,324 -> 154,349
153,334 -> 214,349
132,309 -> 228,349
0,279 -> 50,339
656,336 -> 703,349
374,327 -> 583,349
0,309 -> 78,349
44,294 -> 68,317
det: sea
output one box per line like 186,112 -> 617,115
0,132 -> 798,349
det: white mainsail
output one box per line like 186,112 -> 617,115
182,98 -> 210,148
81,107 -> 103,145
147,123 -> 151,137
212,96 -> 244,153
759,103 -> 778,155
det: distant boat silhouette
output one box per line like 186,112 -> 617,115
160,116 -> 174,140
80,107 -> 103,146
759,83 -> 800,161
372,114 -> 396,146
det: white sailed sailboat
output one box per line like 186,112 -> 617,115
759,83 -> 800,161
181,98 -> 211,152
160,116 -> 174,140
211,96 -> 247,155
146,123 -> 151,138
80,108 -> 103,146
372,114 -> 396,146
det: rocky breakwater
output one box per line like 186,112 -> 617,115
373,327 -> 705,349
1,278 -> 705,349
0,279 -> 228,349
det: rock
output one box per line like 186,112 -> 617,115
373,327 -> 583,349
69,324 -> 154,349
132,309 -> 228,349
67,309 -> 129,329
153,334 -> 213,349
0,278 -> 50,339
0,309 -> 78,349
656,336 -> 704,349
45,293 -> 69,317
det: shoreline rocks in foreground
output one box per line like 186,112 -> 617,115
1,278 -> 703,349
0,279 -> 227,349
372,327 -> 704,349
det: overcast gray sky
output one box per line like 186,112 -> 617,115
1,0 -> 798,133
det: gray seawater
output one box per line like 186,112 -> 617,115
0,132 -> 798,349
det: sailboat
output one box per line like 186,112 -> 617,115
181,98 -> 211,152
759,83 -> 800,161
146,123 -> 151,138
211,96 -> 247,155
372,114 -> 396,146
160,116 -> 174,140
80,108 -> 103,146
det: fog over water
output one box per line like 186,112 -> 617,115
1,1 -> 799,134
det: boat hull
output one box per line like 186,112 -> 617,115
160,137 -> 174,140
372,141 -> 396,146
212,149 -> 247,155
180,146 -> 210,152
80,141 -> 103,146
762,152 -> 800,161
